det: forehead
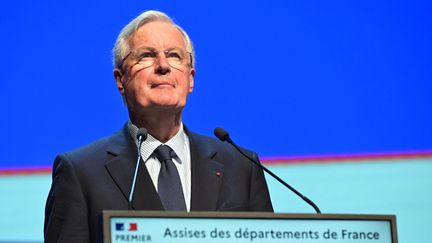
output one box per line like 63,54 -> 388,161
128,21 -> 186,50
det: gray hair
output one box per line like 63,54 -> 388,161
113,10 -> 195,69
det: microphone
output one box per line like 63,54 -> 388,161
128,128 -> 148,210
214,127 -> 321,214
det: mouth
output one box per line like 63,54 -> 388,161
151,82 -> 175,88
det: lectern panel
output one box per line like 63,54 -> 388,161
103,211 -> 397,243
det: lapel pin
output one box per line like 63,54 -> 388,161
216,171 -> 221,177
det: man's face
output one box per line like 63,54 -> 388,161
114,21 -> 195,115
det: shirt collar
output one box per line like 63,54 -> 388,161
128,121 -> 187,164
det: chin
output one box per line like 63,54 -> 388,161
152,100 -> 183,109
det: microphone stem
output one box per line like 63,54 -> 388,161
227,138 -> 321,214
128,136 -> 143,210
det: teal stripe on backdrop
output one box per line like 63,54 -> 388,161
1,159 -> 431,242
0,175 -> 50,242
266,159 -> 432,242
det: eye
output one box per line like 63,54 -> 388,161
137,50 -> 157,59
166,50 -> 183,60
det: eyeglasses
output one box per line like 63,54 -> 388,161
119,47 -> 192,70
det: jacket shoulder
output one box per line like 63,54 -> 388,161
58,128 -> 130,166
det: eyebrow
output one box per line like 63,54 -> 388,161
133,46 -> 183,51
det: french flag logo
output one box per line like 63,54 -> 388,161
115,223 -> 138,231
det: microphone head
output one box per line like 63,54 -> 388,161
214,127 -> 230,142
136,128 -> 148,141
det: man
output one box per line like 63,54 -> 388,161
44,10 -> 273,243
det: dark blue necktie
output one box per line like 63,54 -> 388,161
154,145 -> 186,211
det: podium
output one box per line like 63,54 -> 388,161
103,211 -> 397,243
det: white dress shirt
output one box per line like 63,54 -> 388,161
129,122 -> 191,211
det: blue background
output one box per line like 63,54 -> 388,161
1,0 -> 431,168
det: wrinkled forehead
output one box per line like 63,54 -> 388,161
128,21 -> 187,51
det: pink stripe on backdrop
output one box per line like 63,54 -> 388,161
261,150 -> 432,164
1,150 -> 432,175
0,166 -> 52,176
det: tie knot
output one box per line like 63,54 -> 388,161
154,145 -> 174,162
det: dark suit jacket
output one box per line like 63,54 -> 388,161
44,125 -> 273,243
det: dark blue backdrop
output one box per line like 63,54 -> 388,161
1,0 -> 431,168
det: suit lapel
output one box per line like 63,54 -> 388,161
104,126 -> 163,210
131,157 -> 163,210
188,130 -> 225,211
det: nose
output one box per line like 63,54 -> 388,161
154,52 -> 170,75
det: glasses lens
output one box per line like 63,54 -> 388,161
165,49 -> 185,68
133,49 -> 157,68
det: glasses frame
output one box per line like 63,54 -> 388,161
118,47 -> 193,71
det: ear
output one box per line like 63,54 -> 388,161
113,68 -> 125,95
188,68 -> 195,93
